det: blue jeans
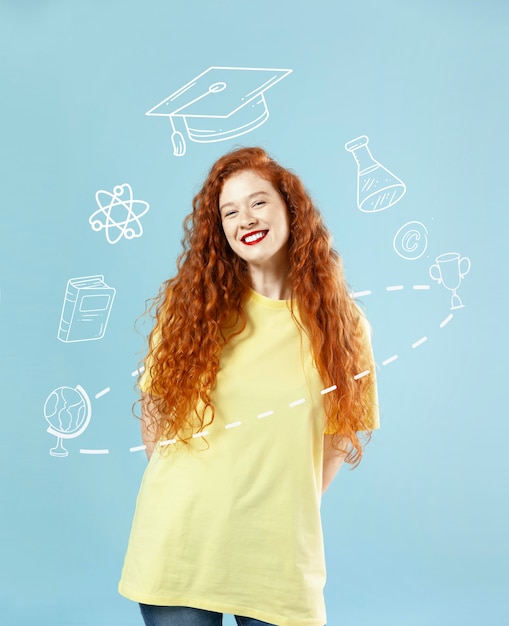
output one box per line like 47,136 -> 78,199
139,604 -> 276,626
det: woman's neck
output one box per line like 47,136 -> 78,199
248,266 -> 291,300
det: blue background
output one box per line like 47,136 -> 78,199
1,1 -> 508,624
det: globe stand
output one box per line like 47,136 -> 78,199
50,437 -> 69,457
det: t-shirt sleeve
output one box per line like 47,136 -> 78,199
324,309 -> 380,434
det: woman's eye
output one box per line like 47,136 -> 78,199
253,201 -> 265,208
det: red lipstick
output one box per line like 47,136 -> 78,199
241,230 -> 268,245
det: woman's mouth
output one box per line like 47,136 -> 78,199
241,230 -> 268,245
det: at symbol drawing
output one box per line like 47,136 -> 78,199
393,222 -> 429,260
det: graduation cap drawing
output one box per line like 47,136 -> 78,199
146,66 -> 293,157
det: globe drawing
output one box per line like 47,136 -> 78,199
44,385 -> 92,457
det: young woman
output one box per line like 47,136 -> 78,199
119,147 -> 379,626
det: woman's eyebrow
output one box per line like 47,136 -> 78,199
220,191 -> 270,213
219,200 -> 235,213
248,190 -> 270,199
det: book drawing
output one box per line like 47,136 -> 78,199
57,275 -> 116,343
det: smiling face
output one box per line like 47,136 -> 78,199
219,170 -> 291,276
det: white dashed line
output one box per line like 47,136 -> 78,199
94,387 -> 110,399
412,336 -> 428,349
192,430 -> 209,438
382,355 -> 399,366
80,449 -> 110,455
351,290 -> 372,298
81,283 -> 458,458
354,369 -> 370,380
289,398 -> 305,408
440,314 -> 454,328
321,385 -> 337,395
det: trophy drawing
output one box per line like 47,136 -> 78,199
429,252 -> 471,310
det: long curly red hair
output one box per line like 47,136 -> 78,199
141,147 -> 376,465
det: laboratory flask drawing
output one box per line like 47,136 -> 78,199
57,275 -> 116,342
146,66 -> 293,157
345,135 -> 406,212
430,252 -> 471,309
89,183 -> 150,244
44,385 -> 92,457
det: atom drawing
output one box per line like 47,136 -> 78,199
90,183 -> 150,245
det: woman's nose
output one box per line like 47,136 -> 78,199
239,209 -> 256,227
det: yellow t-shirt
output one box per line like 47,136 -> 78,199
119,290 -> 379,626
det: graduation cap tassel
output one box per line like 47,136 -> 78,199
169,117 -> 186,157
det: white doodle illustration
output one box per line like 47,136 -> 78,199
44,385 -> 92,457
146,66 -> 292,157
89,183 -> 149,244
57,275 -> 116,343
393,221 -> 429,260
345,135 -> 406,212
430,252 -> 471,309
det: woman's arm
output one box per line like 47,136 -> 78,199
141,393 -> 159,461
322,434 -> 348,494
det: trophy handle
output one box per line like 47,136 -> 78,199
459,257 -> 471,279
429,263 -> 442,284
